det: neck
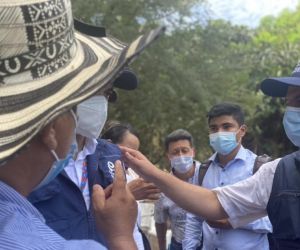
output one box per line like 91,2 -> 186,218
76,134 -> 86,152
218,144 -> 241,167
0,141 -> 52,197
174,163 -> 195,181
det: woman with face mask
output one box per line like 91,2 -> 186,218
101,121 -> 160,250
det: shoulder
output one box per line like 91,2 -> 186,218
243,147 -> 257,160
280,150 -> 300,163
256,158 -> 281,176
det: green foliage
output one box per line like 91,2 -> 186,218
247,6 -> 300,157
72,0 -> 300,167
72,0 -> 200,41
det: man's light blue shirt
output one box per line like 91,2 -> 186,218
0,181 -> 106,250
183,146 -> 272,250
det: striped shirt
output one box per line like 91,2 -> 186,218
154,161 -> 201,243
0,181 -> 105,250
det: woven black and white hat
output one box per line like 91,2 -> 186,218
0,0 -> 164,163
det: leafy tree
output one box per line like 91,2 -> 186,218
72,0 -> 300,166
247,6 -> 300,157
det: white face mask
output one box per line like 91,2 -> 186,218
76,96 -> 108,139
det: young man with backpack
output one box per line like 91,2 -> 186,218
120,70 -> 300,249
182,103 -> 272,250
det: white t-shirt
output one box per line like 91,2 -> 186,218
214,158 -> 281,228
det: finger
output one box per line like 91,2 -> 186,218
145,193 -> 161,200
119,145 -> 136,154
104,184 -> 113,199
119,146 -> 143,160
128,178 -> 143,185
124,151 -> 140,164
145,188 -> 161,195
143,182 -> 157,189
112,160 -> 127,193
92,184 -> 105,211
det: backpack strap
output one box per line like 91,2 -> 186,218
198,160 -> 212,186
198,154 -> 272,185
253,154 -> 272,174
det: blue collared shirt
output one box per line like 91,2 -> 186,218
0,181 -> 105,250
183,146 -> 272,250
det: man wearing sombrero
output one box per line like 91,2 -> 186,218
0,0 -> 164,249
120,63 -> 300,249
28,70 -> 158,249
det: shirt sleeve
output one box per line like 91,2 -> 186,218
237,215 -> 272,233
213,159 -> 280,228
182,212 -> 203,250
154,194 -> 168,224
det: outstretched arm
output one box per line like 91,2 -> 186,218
120,146 -> 228,221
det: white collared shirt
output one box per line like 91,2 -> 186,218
184,147 -> 272,250
65,138 -> 97,210
214,158 -> 281,228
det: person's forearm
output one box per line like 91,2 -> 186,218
148,169 -> 227,220
155,223 -> 167,250
107,236 -> 137,250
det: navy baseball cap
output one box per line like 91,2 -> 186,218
93,139 -> 123,188
260,62 -> 300,97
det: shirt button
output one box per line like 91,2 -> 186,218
222,168 -> 225,172
215,248 -> 218,250
215,231 -> 219,234
220,182 -> 224,186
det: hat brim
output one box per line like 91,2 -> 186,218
260,77 -> 300,97
0,26 -> 165,163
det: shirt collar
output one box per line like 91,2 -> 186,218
0,181 -> 45,221
209,145 -> 247,164
76,138 -> 98,161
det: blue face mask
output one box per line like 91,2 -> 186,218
170,155 -> 194,173
34,143 -> 77,190
283,106 -> 300,147
209,131 -> 238,155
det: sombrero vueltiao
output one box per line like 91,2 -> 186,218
0,0 -> 164,164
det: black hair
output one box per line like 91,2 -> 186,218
164,129 -> 194,151
207,102 -> 245,126
101,120 -> 139,144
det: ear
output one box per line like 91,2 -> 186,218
237,125 -> 247,142
165,152 -> 171,162
192,148 -> 196,157
240,124 -> 247,136
39,122 -> 58,151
